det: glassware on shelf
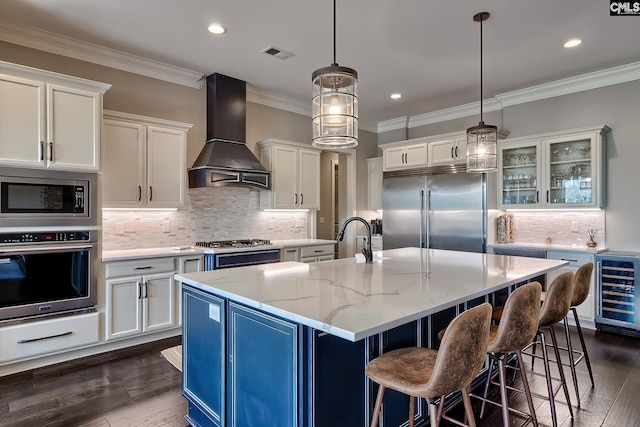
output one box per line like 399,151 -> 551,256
552,149 -> 559,162
579,146 -> 591,160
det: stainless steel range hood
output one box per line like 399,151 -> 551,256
188,73 -> 270,190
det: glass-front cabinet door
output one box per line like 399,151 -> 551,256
545,133 -> 597,207
498,125 -> 609,210
498,141 -> 542,208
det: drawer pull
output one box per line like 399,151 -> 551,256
17,331 -> 72,344
134,266 -> 153,270
314,250 -> 323,253
560,258 -> 579,262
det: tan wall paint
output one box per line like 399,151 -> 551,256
0,41 -> 206,166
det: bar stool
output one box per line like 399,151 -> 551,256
475,282 -> 542,427
366,303 -> 491,427
525,271 -> 575,427
541,262 -> 595,406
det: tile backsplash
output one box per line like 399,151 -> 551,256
102,187 -> 309,250
505,210 -> 605,248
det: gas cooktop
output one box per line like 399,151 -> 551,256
194,239 -> 272,249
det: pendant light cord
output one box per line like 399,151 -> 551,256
333,0 -> 337,65
479,16 -> 483,123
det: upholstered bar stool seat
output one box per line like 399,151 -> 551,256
474,282 -> 542,427
366,303 -> 492,427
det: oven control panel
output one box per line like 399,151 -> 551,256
0,231 -> 91,244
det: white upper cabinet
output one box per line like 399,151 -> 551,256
428,135 -> 467,166
103,111 -> 191,208
0,62 -> 110,171
257,139 -> 321,210
498,125 -> 609,210
382,138 -> 428,171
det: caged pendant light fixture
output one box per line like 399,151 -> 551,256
312,0 -> 358,149
466,11 -> 497,173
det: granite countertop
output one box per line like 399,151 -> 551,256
488,242 -> 608,254
102,239 -> 337,262
176,247 -> 567,342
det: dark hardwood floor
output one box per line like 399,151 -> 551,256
1,325 -> 639,427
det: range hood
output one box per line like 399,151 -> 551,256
188,73 -> 270,190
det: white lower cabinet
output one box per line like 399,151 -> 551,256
280,244 -> 335,263
104,257 -> 177,340
175,255 -> 204,326
546,250 -> 596,325
0,312 -> 99,363
299,244 -> 334,263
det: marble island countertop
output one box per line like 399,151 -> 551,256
102,239 -> 336,262
176,247 -> 567,342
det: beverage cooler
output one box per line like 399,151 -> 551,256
595,252 -> 640,337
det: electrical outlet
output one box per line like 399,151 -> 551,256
162,221 -> 171,233
319,216 -> 325,224
571,221 -> 579,232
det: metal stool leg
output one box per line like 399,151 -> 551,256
549,326 -> 574,419
563,317 -> 581,406
462,386 -> 476,427
497,356 -> 510,427
539,330 -> 560,427
408,395 -> 415,427
370,385 -> 384,427
572,307 -> 595,385
479,356 -> 496,418
516,350 -> 538,427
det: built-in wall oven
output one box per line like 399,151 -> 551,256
0,230 -> 98,321
0,167 -> 99,322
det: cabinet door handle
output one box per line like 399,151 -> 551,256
138,185 -> 142,201
300,193 -> 304,205
455,146 -> 458,158
143,281 -> 148,299
149,186 -> 153,201
17,331 -> 72,344
40,141 -> 44,161
451,147 -> 454,158
49,141 -> 53,162
294,193 -> 298,205
546,190 -> 549,203
137,281 -> 141,299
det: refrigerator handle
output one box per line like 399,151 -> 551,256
596,261 -> 602,318
420,190 -> 425,248
427,190 -> 432,249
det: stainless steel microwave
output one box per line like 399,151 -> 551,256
0,167 -> 97,228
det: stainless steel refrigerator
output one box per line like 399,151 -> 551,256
383,166 -> 495,253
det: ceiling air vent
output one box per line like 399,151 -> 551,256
261,46 -> 295,60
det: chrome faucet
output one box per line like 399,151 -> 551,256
337,217 -> 373,263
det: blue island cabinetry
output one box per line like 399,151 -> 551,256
182,285 -> 471,427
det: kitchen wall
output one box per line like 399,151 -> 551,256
102,187 -> 309,250
381,80 -> 640,251
1,41 -> 378,250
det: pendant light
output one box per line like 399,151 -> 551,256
466,11 -> 497,173
312,0 -> 358,149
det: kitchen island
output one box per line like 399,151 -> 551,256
175,247 -> 567,427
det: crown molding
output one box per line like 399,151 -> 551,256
2,19 -> 638,133
380,61 -> 640,132
494,61 -> 640,107
0,19 -> 205,89
408,99 -> 502,130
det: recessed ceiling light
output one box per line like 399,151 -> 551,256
564,38 -> 582,48
208,23 -> 227,35
390,93 -> 402,100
